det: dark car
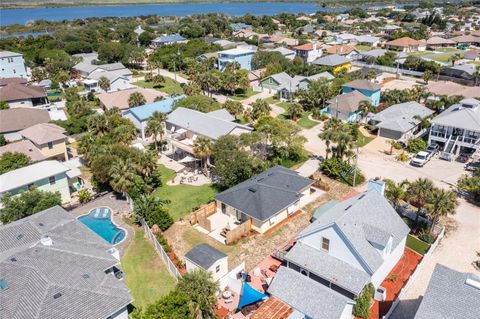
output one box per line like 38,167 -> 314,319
424,143 -> 440,159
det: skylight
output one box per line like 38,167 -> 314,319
0,279 -> 8,290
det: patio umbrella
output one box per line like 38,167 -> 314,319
237,282 -> 268,310
178,155 -> 199,163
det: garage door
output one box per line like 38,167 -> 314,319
379,128 -> 402,140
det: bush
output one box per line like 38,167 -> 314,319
353,284 -> 374,318
419,231 -> 435,244
391,141 -> 403,150
321,157 -> 365,186
78,189 -> 92,204
155,234 -> 172,253
396,152 -> 409,162
148,208 -> 174,231
406,138 -> 427,154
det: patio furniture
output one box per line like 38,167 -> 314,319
269,264 -> 279,273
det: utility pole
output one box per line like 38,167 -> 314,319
353,145 -> 359,187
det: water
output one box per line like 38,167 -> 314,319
78,207 -> 126,245
0,2 -> 339,26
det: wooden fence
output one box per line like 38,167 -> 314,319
188,202 -> 217,232
226,219 -> 252,245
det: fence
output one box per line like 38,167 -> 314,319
226,219 -> 252,245
352,61 -> 424,77
140,219 -> 181,280
384,227 -> 445,318
189,202 -> 217,231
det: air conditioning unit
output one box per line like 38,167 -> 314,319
374,286 -> 387,302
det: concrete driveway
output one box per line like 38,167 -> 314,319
299,123 -> 327,157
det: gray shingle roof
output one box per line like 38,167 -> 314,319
215,166 -> 313,221
185,244 -> 227,269
262,71 -> 333,93
372,101 -> 434,133
431,98 -> 480,132
327,91 -> 372,113
414,264 -> 480,319
298,190 -> 410,273
285,242 -> 370,295
268,266 -> 353,319
167,107 -> 252,140
312,54 -> 350,66
342,79 -> 381,91
0,206 -> 133,319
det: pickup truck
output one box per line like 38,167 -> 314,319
411,151 -> 430,167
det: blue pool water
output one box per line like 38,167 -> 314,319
79,207 -> 126,245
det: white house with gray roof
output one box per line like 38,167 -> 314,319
0,206 -> 133,319
268,189 -> 409,318
214,166 -> 314,234
185,243 -> 228,281
414,264 -> 480,319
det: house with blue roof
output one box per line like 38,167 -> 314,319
342,79 -> 381,107
151,34 -> 188,48
123,95 -> 184,140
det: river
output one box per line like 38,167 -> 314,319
0,2 -> 342,26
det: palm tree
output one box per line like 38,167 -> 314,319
224,100 -> 244,119
152,74 -> 165,88
128,92 -> 146,108
146,111 -> 167,151
359,100 -> 374,118
448,53 -> 463,66
407,178 -> 435,222
473,66 -> 480,86
98,76 -> 111,92
384,179 -> 409,210
193,136 -> 213,174
425,189 -> 458,232
288,102 -> 304,121
250,99 -> 272,121
112,124 -> 137,145
109,159 -> 138,197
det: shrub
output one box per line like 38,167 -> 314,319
407,138 -> 427,154
353,284 -> 374,318
148,208 -> 174,231
78,189 -> 92,203
419,231 -> 435,244
321,157 -> 365,186
392,141 -> 403,150
396,152 -> 409,162
155,234 -> 172,253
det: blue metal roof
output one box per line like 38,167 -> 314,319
153,34 -> 186,44
126,96 -> 184,122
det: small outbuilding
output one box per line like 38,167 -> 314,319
185,244 -> 228,281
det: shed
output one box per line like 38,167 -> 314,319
185,244 -> 228,281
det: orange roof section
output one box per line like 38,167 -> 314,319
386,37 -> 422,47
251,297 -> 293,319
326,45 -> 356,55
294,42 -> 320,51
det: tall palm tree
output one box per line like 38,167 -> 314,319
407,178 -> 435,222
109,159 -> 137,197
98,76 -> 111,92
448,53 -> 463,66
193,136 -> 213,174
384,179 -> 409,210
128,92 -> 146,108
146,111 -> 167,151
288,102 -> 304,121
425,189 -> 458,232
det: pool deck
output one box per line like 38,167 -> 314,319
69,193 -> 134,257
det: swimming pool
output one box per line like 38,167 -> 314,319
78,207 -> 126,245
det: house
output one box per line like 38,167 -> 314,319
212,39 -> 238,49
370,101 -> 434,140
166,107 -> 252,157
332,33 -> 357,44
185,244 -> 228,281
355,35 -> 381,47
360,49 -> 389,62
151,34 -> 187,48
296,24 -> 316,35
414,264 -> 480,319
214,166 -> 314,234
342,79 -> 381,106
442,64 -> 477,81
312,54 -> 352,74
426,81 -> 480,99
0,108 -> 51,141
325,45 -> 359,59
260,71 -> 334,100
97,87 -> 167,110
19,123 -> 68,161
123,95 -> 183,140
0,50 -> 27,78
428,98 -> 480,159
0,160 -> 79,203
450,34 -> 480,46
264,35 -> 298,47
426,36 -> 456,50
0,77 -> 49,108
324,91 -> 372,122
383,25 -> 402,35
0,140 -> 45,162
293,42 -> 323,63
218,47 -> 256,71
0,206 -> 133,319
268,190 -> 410,319
265,47 -> 296,60
464,49 -> 480,61
385,37 -> 426,52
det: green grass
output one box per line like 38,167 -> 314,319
435,47 -> 459,53
469,61 -> 480,66
356,130 -> 374,147
297,111 -> 319,129
277,101 -> 291,110
133,77 -> 183,95
122,229 -> 176,308
182,228 -> 235,255
228,87 -> 258,101
406,234 -> 430,256
265,96 -> 279,104
431,54 -> 455,63
407,51 -> 432,56
153,165 -> 219,220
355,45 -> 372,52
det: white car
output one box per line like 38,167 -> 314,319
411,151 -> 430,167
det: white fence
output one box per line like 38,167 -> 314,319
352,61 -> 424,77
384,227 -> 445,319
140,219 -> 181,280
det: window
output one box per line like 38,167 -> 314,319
47,142 -> 53,149
49,176 -> 56,185
216,265 -> 220,273
321,237 -> 330,252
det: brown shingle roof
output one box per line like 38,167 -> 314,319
0,77 -> 28,87
386,37 -> 422,47
0,108 -> 50,133
328,91 -> 372,113
325,45 -> 356,55
0,83 -> 47,102
342,79 -> 381,91
19,123 -> 66,145
251,297 -> 293,319
97,87 -> 167,110
294,42 -> 320,51
0,140 -> 46,162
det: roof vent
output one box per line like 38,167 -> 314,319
40,235 -> 53,246
53,293 -> 62,299
345,205 -> 353,211
465,277 -> 480,290
248,187 -> 257,193
38,223 -> 44,226
358,194 -> 366,200
10,257 -> 17,262
0,279 -> 8,290
82,274 -> 90,279
16,234 -> 23,240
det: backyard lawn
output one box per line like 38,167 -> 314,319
355,45 -> 372,52
122,229 -> 176,308
228,87 -> 258,101
406,234 -> 430,256
276,102 -> 319,129
435,47 -> 459,53
431,54 -> 455,63
153,165 -> 219,220
132,77 -> 183,95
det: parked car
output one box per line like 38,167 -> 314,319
424,143 -> 440,159
411,151 -> 430,167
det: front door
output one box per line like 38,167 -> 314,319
236,210 -> 243,222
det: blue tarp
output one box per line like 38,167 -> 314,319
237,282 -> 267,309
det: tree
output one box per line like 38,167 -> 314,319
473,66 -> 480,86
128,92 -> 147,108
448,53 -> 463,66
98,76 -> 111,92
140,290 -> 191,319
152,75 -> 165,87
133,194 -> 173,230
384,179 -> 409,210
249,99 -> 272,121
0,152 -> 31,174
0,135 -> 6,146
224,100 -> 244,119
145,111 -> 167,151
77,189 -> 92,204
406,137 -> 427,154
425,188 -> 458,232
0,188 -> 62,224
109,159 -> 138,197
183,82 -> 202,96
98,42 -> 126,63
457,174 -> 480,203
176,269 -> 219,319
353,284 -> 374,318
193,136 -> 213,173
423,70 -> 433,84
0,100 -> 9,110
287,102 -> 303,121
174,95 -> 221,113
407,178 -> 435,222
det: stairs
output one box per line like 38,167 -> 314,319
440,135 -> 459,161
